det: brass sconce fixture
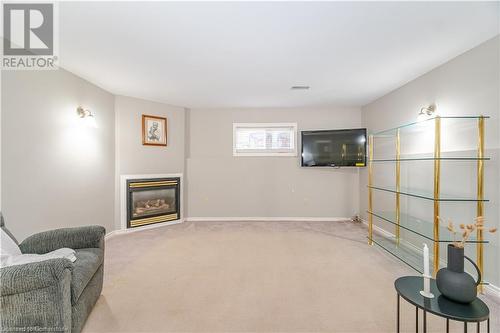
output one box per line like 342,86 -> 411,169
77,107 -> 97,128
77,106 -> 94,118
417,104 -> 437,121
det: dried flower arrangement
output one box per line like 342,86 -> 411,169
442,216 -> 497,248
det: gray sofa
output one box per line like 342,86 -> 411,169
0,216 -> 105,333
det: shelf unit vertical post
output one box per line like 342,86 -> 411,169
433,117 -> 441,276
477,116 -> 485,293
368,134 -> 374,245
396,129 -> 401,245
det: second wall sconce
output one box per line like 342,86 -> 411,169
417,104 -> 437,121
77,106 -> 97,128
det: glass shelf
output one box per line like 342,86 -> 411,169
367,211 -> 489,244
369,233 -> 424,273
371,157 -> 490,162
371,115 -> 490,137
368,185 -> 489,202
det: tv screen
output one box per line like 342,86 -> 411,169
301,128 -> 367,167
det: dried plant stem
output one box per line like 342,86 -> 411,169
442,216 -> 496,249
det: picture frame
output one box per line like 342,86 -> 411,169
142,114 -> 167,146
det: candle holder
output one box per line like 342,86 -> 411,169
420,274 -> 435,298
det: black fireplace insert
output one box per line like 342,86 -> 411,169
127,177 -> 180,228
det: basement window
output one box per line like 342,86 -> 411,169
233,123 -> 298,156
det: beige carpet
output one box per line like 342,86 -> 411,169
83,221 -> 499,332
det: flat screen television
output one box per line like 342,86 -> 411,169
301,128 -> 367,167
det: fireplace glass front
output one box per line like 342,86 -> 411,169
131,188 -> 177,219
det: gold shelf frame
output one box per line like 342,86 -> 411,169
368,134 -> 374,245
477,116 -> 485,292
396,129 -> 401,245
433,117 -> 441,276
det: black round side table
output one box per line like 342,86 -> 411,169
395,276 -> 490,333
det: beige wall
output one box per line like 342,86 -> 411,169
186,107 -> 362,218
114,95 -> 186,228
1,69 -> 115,241
360,36 -> 500,286
115,95 -> 186,175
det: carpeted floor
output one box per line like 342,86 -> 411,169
82,221 -> 499,332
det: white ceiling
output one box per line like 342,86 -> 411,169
59,1 -> 499,108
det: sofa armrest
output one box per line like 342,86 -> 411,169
1,259 -> 73,333
0,258 -> 73,296
19,225 -> 106,254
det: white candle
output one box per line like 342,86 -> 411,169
423,243 -> 430,277
424,276 -> 431,295
423,243 -> 431,295
420,243 -> 434,298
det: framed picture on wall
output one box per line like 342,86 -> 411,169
142,115 -> 167,146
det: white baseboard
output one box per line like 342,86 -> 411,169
105,217 -> 346,239
105,219 -> 184,240
360,218 -> 500,299
185,217 -> 351,222
104,229 -> 123,240
485,282 -> 500,298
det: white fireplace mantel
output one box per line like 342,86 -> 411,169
120,173 -> 184,231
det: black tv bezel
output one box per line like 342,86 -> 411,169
300,128 -> 367,167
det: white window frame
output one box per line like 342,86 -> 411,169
233,123 -> 298,157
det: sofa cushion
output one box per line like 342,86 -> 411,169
71,248 -> 103,305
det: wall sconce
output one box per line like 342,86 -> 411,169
77,107 -> 97,128
417,104 -> 437,122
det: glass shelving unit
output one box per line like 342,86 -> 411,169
367,115 -> 490,290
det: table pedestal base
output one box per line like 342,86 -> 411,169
396,295 -> 490,333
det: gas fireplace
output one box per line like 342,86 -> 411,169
127,177 -> 180,228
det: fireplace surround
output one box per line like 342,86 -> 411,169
121,174 -> 183,230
